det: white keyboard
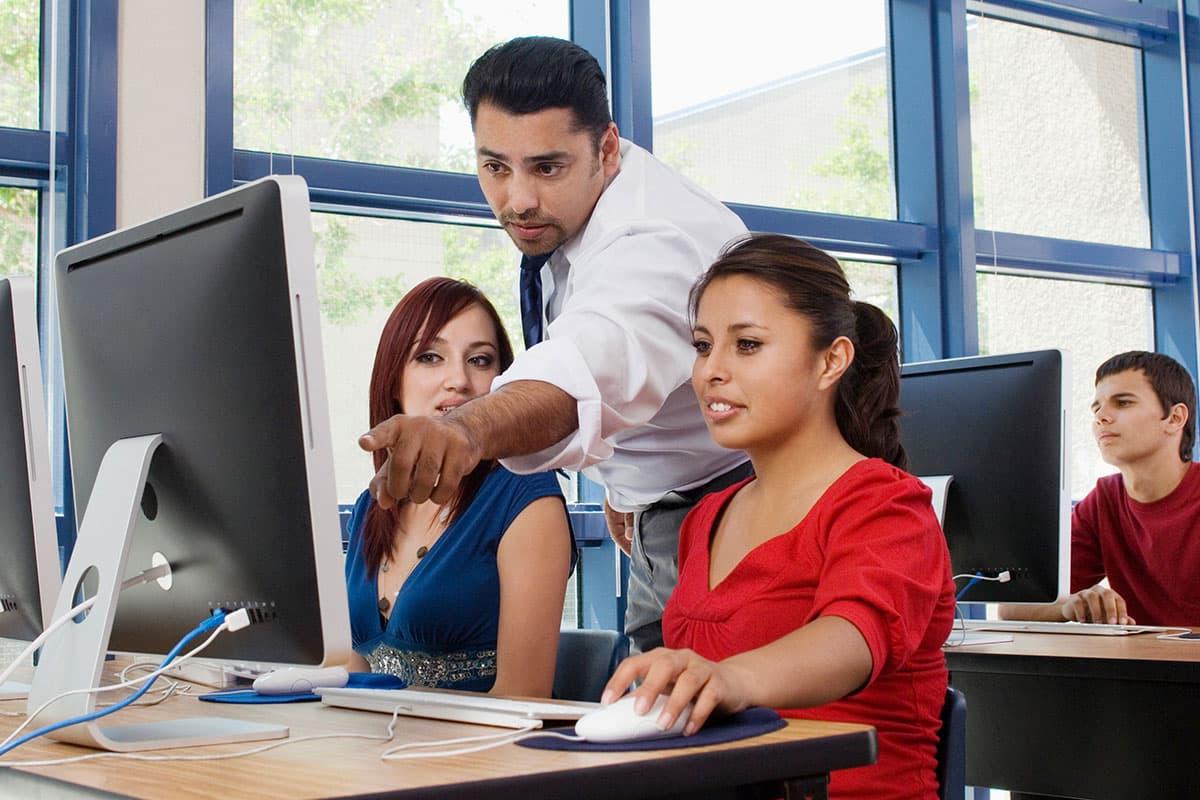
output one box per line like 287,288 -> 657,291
961,619 -> 1176,636
316,686 -> 597,729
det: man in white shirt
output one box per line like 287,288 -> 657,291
360,36 -> 750,652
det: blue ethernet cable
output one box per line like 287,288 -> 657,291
0,610 -> 229,758
952,570 -> 1012,602
956,573 -> 983,601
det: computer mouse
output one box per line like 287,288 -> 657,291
574,693 -> 693,743
252,666 -> 349,695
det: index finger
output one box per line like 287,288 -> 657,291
601,652 -> 655,705
359,415 -> 405,453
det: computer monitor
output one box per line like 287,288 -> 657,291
0,275 -> 59,700
29,176 -> 350,751
900,350 -> 1070,604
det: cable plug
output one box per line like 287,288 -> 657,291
997,570 -> 1012,583
223,608 -> 252,633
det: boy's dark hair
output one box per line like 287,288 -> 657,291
1096,350 -> 1196,461
462,36 -> 612,146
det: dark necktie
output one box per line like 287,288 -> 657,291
519,252 -> 552,349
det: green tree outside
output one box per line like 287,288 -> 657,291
0,0 -> 40,277
235,0 -> 499,327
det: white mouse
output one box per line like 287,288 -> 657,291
574,693 -> 693,743
252,666 -> 349,695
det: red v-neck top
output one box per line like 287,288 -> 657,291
663,459 -> 955,800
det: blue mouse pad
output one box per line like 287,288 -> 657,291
517,706 -> 785,752
198,672 -> 405,704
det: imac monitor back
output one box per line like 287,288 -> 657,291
0,276 -> 59,640
899,350 -> 1070,603
54,177 -> 349,664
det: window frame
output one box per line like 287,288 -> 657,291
0,0 -> 119,556
203,0 -> 1200,623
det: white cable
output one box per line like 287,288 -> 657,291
0,705 -> 408,768
380,724 -> 580,761
0,565 -> 173,692
952,571 -> 1011,583
1,693 -> 579,768
0,595 -> 96,690
0,731 -> 395,768
0,564 -> 176,702
0,620 -> 229,751
944,603 -> 970,648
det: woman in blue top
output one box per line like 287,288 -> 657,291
345,277 -> 573,696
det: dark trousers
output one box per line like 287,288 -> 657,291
624,460 -> 754,654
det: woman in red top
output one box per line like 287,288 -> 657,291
602,234 -> 956,799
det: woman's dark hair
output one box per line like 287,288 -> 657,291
1096,350 -> 1196,461
362,277 -> 516,576
462,36 -> 612,147
689,233 -> 908,470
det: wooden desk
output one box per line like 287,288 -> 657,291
945,631 -> 1200,799
0,684 -> 876,799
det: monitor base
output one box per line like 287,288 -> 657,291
0,680 -> 30,700
83,717 -> 287,752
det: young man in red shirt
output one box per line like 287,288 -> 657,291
1003,350 -> 1199,626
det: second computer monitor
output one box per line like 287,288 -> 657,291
0,275 -> 59,644
900,350 -> 1070,603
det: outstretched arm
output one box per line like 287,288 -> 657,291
359,380 -> 577,507
1000,581 -> 1134,625
602,616 -> 872,734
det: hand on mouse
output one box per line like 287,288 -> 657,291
1061,581 -> 1135,625
600,647 -> 754,736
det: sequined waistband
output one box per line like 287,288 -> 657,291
364,643 -> 497,689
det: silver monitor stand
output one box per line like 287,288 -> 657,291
26,435 -> 287,752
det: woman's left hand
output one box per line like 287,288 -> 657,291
600,647 -> 755,735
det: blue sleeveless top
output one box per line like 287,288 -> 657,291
344,467 -> 571,692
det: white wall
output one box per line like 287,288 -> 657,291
116,0 -> 205,229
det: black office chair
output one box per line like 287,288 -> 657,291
552,628 -> 629,702
937,686 -> 967,800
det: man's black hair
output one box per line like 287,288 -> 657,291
462,36 -> 612,146
1097,350 -> 1197,461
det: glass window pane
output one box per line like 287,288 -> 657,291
845,260 -> 899,329
0,1 -> 39,129
0,187 -> 38,275
313,212 -> 579,625
311,213 -> 518,502
968,17 -> 1149,247
977,271 -> 1155,500
233,0 -> 569,171
651,1 -> 894,218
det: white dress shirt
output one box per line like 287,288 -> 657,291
494,139 -> 749,512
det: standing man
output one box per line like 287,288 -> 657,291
360,37 -> 750,652
1002,350 -> 1200,627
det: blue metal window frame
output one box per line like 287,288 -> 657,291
204,0 -> 1200,626
0,1 -> 119,559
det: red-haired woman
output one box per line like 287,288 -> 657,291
345,277 -> 574,696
